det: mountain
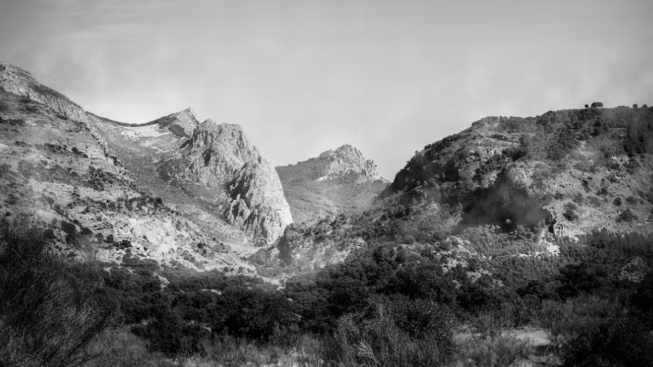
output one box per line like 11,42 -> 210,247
276,144 -> 388,223
380,108 -> 653,237
253,104 -> 653,281
89,110 -> 292,244
0,61 -> 291,273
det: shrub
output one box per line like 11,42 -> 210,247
572,193 -> 584,205
564,202 -> 579,221
617,208 -> 637,222
131,308 -> 208,357
588,196 -> 602,207
562,317 -> 653,367
325,296 -> 457,366
211,287 -> 298,343
0,218 -> 117,367
613,197 -> 622,206
631,272 -> 653,327
459,335 -> 532,367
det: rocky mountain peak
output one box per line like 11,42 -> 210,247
316,144 -> 382,182
187,120 -> 262,175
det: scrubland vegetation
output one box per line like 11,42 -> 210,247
2,200 -> 653,366
2,104 -> 653,366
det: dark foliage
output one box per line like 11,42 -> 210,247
562,317 -> 653,367
0,219 -> 118,367
458,170 -> 552,232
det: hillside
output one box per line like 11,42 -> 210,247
0,60 -> 292,273
381,106 -> 653,236
276,144 -> 388,223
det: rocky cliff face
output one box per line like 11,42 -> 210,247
89,102 -> 292,245
276,144 -> 388,223
0,61 -> 291,273
179,121 -> 293,242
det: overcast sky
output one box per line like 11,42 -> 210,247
1,0 -> 652,179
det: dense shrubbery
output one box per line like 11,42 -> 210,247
0,218 -> 117,367
3,204 -> 653,365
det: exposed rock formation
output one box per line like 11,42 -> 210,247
316,144 -> 383,182
0,62 -> 88,122
276,144 -> 388,223
180,121 -> 293,242
0,60 -> 292,273
381,111 -> 653,238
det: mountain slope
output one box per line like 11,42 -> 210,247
91,112 -> 293,244
380,107 -> 653,236
276,144 -> 388,223
253,105 -> 653,282
0,60 -> 291,273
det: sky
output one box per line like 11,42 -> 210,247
1,0 -> 652,179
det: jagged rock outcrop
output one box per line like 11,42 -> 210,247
276,144 -> 388,223
316,144 -> 382,182
180,121 -> 292,242
92,111 -> 293,244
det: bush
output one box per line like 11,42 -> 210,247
325,296 -> 457,366
563,202 -> 579,221
0,218 -> 117,367
613,197 -> 622,206
459,335 -> 532,367
211,287 -> 298,343
572,193 -> 584,205
617,208 -> 637,223
131,308 -> 208,357
562,317 -> 653,367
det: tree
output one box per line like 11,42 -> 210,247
0,218 -> 118,367
591,102 -> 604,108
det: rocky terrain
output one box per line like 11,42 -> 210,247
253,105 -> 653,283
381,109 -> 653,238
276,144 -> 388,223
0,60 -> 291,273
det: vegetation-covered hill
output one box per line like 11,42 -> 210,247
277,144 -> 388,223
381,105 -> 653,236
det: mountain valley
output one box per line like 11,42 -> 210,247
2,60 -> 653,366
